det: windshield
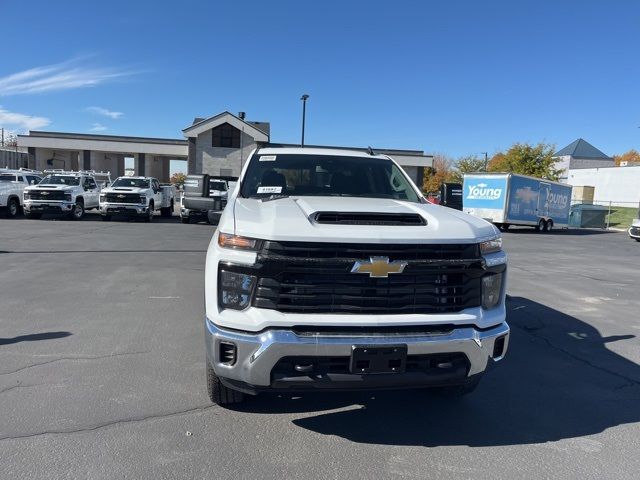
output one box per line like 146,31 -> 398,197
0,174 -> 17,182
40,175 -> 80,186
210,181 -> 227,191
240,154 -> 421,203
112,178 -> 150,188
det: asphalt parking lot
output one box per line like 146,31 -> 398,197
1,212 -> 639,479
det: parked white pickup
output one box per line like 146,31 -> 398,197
23,170 -> 108,220
99,176 -> 175,222
0,168 -> 42,217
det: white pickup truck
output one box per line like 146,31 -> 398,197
204,147 -> 509,405
99,176 -> 175,222
23,170 -> 108,220
0,169 -> 42,217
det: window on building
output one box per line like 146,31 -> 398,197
212,123 -> 241,148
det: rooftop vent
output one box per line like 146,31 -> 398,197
313,212 -> 426,226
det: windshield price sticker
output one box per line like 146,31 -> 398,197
259,155 -> 277,162
257,186 -> 282,194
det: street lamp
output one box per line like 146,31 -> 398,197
480,152 -> 488,171
300,94 -> 309,147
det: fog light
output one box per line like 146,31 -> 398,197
219,269 -> 256,311
482,273 -> 503,309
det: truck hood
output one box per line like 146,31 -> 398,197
102,187 -> 147,194
231,196 -> 499,243
25,185 -> 75,192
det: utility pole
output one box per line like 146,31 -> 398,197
1,127 -> 4,147
480,152 -> 488,171
300,94 -> 309,147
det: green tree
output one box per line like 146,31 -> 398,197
487,142 -> 562,180
449,155 -> 487,183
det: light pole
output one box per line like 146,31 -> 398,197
480,152 -> 488,171
300,94 -> 309,147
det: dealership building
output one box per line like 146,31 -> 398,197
16,111 -> 433,188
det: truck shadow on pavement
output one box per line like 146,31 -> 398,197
239,296 -> 640,447
0,331 -> 71,345
505,228 -> 615,236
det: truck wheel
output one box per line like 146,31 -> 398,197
181,216 -> 190,224
535,219 -> 546,232
206,365 -> 244,405
25,211 -> 41,219
501,223 -> 510,231
145,203 -> 154,223
6,197 -> 19,218
101,215 -> 112,222
546,220 -> 554,231
70,200 -> 85,221
435,376 -> 482,398
161,200 -> 174,217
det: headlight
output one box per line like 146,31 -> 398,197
65,193 -> 72,201
139,195 -> 146,203
480,237 -> 502,255
218,269 -> 256,311
218,232 -> 260,250
100,194 -> 106,202
23,192 -> 30,200
482,273 -> 503,309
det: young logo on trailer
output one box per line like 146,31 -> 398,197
466,182 -> 503,201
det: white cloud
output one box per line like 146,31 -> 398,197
86,106 -> 123,119
0,58 -> 135,96
90,123 -> 108,132
0,106 -> 51,132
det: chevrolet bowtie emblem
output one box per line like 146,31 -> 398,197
351,256 -> 408,278
117,194 -> 125,198
41,191 -> 49,195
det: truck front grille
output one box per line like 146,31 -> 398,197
105,193 -> 141,203
29,190 -> 66,201
251,241 -> 483,314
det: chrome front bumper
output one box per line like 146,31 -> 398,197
100,203 -> 148,215
205,318 -> 510,389
24,200 -> 74,212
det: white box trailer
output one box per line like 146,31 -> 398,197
463,173 -> 572,231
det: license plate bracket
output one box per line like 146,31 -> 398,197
350,345 -> 407,374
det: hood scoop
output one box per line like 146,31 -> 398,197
313,211 -> 427,226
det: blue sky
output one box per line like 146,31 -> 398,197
1,0 -> 639,164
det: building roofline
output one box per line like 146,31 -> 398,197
182,111 -> 269,137
19,131 -> 187,146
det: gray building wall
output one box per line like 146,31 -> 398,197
197,129 -> 258,177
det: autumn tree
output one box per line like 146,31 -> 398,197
449,155 -> 487,183
423,154 -> 454,193
170,172 -> 187,187
613,149 -> 640,166
487,142 -> 562,180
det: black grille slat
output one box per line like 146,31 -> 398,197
314,212 -> 426,226
251,241 -> 483,314
105,193 -> 142,203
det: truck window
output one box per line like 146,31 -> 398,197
112,178 -> 150,188
0,174 -> 17,182
40,175 -> 80,186
240,154 -> 420,203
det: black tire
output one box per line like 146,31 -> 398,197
535,219 -> 546,232
6,197 -> 19,218
546,220 -> 554,231
70,200 -> 85,221
25,211 -> 42,219
181,216 -> 190,224
501,223 -> 510,231
101,215 -> 112,222
206,364 -> 244,405
145,202 -> 154,223
635,238 -> 640,242
434,376 -> 482,398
